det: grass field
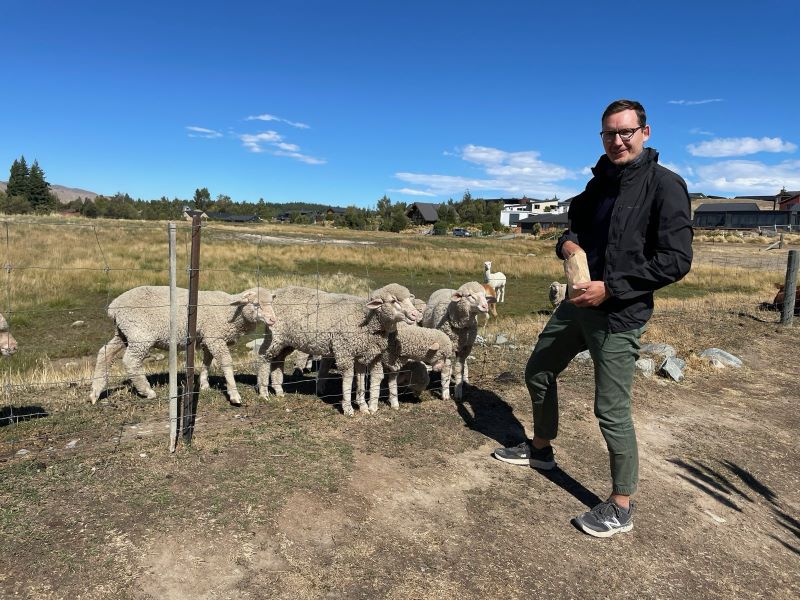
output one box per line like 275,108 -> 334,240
1,215 -> 798,599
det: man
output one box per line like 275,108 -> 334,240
493,99 -> 693,537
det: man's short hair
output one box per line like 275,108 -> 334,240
602,99 -> 647,127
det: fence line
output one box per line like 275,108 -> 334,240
0,218 -> 797,462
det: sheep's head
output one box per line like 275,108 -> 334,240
548,281 -> 567,307
0,313 -> 17,357
451,281 -> 489,315
235,288 -> 278,327
366,283 -> 422,328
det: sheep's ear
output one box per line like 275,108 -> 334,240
366,298 -> 384,309
451,291 -> 463,302
428,342 -> 440,351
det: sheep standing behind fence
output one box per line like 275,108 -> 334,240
90,286 -> 277,405
257,284 -> 422,416
0,313 -> 18,357
422,281 -> 489,401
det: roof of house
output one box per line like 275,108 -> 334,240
205,212 -> 260,222
517,213 -> 569,224
694,202 -> 762,213
406,202 -> 441,221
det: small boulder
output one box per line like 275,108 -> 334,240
698,348 -> 743,368
659,357 -> 686,382
71,320 -> 85,328
640,343 -> 676,359
245,338 -> 265,350
635,358 -> 656,377
574,350 -> 593,362
494,333 -> 509,345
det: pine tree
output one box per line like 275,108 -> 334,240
27,160 -> 57,212
6,156 -> 29,199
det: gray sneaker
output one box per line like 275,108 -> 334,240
574,500 -> 635,538
493,441 -> 556,470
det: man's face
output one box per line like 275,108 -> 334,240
601,109 -> 650,165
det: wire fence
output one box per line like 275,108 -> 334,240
0,217 -> 796,461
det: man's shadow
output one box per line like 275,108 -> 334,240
449,376 -> 602,509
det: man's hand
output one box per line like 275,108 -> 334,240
569,281 -> 611,307
560,240 -> 582,260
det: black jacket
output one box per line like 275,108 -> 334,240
556,148 -> 693,332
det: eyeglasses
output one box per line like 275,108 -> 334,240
600,127 -> 642,142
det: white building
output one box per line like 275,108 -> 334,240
500,198 -> 563,227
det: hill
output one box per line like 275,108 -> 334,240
0,180 -> 98,204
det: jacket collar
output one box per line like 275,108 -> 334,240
591,147 -> 659,182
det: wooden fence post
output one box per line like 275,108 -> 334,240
182,214 -> 202,444
781,249 -> 798,326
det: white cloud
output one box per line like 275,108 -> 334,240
668,99 -> 724,106
394,144 -> 578,198
387,188 -> 437,197
240,131 -> 283,153
186,126 -> 222,139
273,150 -> 326,165
691,159 -> 800,194
274,142 -> 300,152
689,128 -> 714,136
246,113 -> 310,129
688,137 -> 797,157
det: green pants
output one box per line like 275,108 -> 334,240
525,301 -> 643,495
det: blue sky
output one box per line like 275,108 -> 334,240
3,1 -> 798,207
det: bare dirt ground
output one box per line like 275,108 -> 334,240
1,310 -> 798,599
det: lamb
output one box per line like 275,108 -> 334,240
257,284 -> 422,416
395,361 -> 430,397
481,283 -> 498,320
0,312 -> 18,356
483,261 -> 506,302
548,281 -> 567,308
379,322 -> 453,410
90,286 -> 277,405
422,281 -> 489,401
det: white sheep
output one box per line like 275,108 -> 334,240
90,286 -> 277,405
422,281 -> 489,401
0,312 -> 18,357
257,284 -> 422,416
483,261 -> 506,302
548,281 -> 567,308
379,322 -> 453,410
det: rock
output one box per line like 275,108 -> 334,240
635,358 -> 656,377
16,449 -> 30,456
245,338 -> 265,350
494,333 -> 509,345
65,439 -> 79,449
574,350 -> 592,362
659,357 -> 686,382
475,334 -> 486,346
640,343 -> 676,359
71,320 -> 85,328
698,348 -> 743,368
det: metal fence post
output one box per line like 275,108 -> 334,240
168,222 -> 178,452
780,249 -> 798,326
182,214 -> 202,444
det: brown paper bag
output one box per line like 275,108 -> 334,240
563,250 -> 591,299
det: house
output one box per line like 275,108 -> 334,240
325,206 -> 347,219
405,202 -> 441,225
693,202 -> 795,229
517,212 -> 569,234
205,212 -> 260,223
778,191 -> 800,210
499,197 -> 563,227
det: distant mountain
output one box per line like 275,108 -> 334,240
0,180 -> 98,204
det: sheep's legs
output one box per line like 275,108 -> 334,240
199,347 -> 213,391
355,366 -> 370,413
204,342 -> 241,405
440,359 -> 453,401
90,333 -> 126,403
453,356 -> 466,401
121,342 -> 157,399
386,369 -> 400,409
317,356 -> 334,397
340,364 -> 355,416
367,362 -> 384,413
267,347 -> 293,397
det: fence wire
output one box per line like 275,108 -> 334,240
0,218 -> 796,461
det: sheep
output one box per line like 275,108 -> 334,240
0,312 -> 18,357
422,281 -> 489,401
379,322 -> 453,410
483,261 -> 506,302
395,361 -> 431,397
90,286 -> 277,405
257,284 -> 422,416
548,281 -> 567,308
